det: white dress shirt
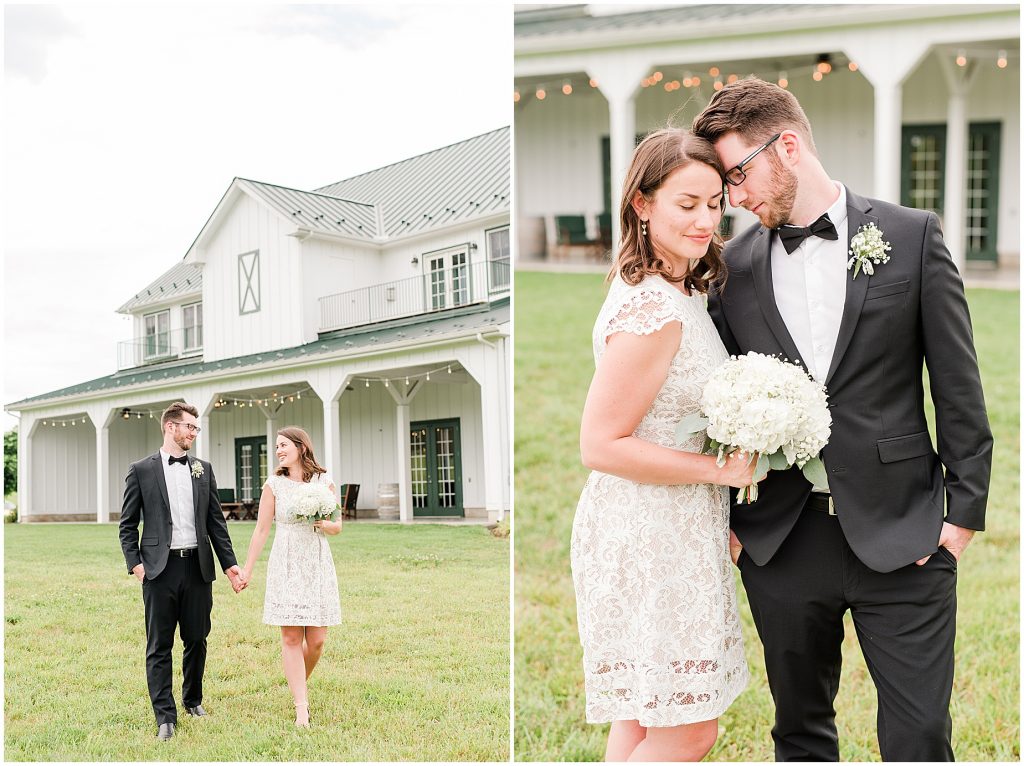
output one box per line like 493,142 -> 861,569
771,182 -> 848,383
771,182 -> 847,494
160,449 -> 198,549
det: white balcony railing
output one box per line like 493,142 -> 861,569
117,328 -> 203,371
319,259 -> 509,333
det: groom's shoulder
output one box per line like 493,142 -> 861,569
129,452 -> 159,471
722,220 -> 764,259
854,190 -> 933,228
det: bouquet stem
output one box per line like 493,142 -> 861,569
737,482 -> 759,504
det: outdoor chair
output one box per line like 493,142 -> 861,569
554,214 -> 602,260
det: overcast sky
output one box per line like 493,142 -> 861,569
2,3 -> 510,431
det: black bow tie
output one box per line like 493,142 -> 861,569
168,454 -> 189,466
776,213 -> 839,254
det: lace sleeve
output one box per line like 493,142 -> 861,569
603,287 -> 680,343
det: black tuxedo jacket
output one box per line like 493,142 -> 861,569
118,453 -> 237,582
708,187 -> 992,573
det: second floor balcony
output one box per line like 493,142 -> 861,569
118,327 -> 203,371
319,258 -> 510,333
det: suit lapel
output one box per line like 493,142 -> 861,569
824,188 -> 876,385
151,453 -> 172,516
191,459 -> 202,534
749,228 -> 806,370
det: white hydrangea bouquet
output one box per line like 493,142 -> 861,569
293,482 -> 340,524
677,352 -> 832,503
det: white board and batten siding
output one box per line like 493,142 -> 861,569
28,419 -> 97,519
199,192 -> 307,363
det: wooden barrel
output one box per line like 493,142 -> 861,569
377,482 -> 400,520
518,216 -> 547,260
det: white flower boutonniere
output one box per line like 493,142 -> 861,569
847,223 -> 892,279
190,461 -> 204,479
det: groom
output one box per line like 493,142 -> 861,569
119,401 -> 246,740
694,78 -> 992,761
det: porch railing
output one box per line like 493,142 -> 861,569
117,327 -> 203,371
319,258 -> 510,333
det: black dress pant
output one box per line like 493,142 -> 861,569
739,507 -> 957,762
141,554 -> 212,725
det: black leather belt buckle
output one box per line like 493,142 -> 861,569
806,492 -> 837,516
170,547 -> 197,557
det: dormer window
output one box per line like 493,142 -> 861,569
144,310 -> 170,360
182,302 -> 203,351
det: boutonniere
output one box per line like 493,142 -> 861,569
190,461 -> 204,479
847,223 -> 892,279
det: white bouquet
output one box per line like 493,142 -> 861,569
292,482 -> 339,523
677,352 -> 832,503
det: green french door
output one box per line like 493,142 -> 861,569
965,122 -> 1000,263
234,437 -> 268,503
901,122 -> 1001,263
410,419 -> 463,517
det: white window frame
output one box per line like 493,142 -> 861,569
182,301 -> 203,352
486,225 -> 510,293
143,310 -> 170,360
423,244 -> 471,311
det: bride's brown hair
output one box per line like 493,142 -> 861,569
611,128 -> 727,294
274,426 -> 326,482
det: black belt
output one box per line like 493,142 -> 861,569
169,547 -> 198,557
805,492 -> 837,516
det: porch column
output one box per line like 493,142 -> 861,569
96,422 -> 109,523
478,342 -> 508,523
266,416 -> 278,474
939,58 -> 980,274
871,82 -> 902,205
386,381 -> 423,522
17,417 -> 31,521
197,413 -> 211,462
588,57 -> 652,251
321,399 -> 341,491
842,36 -> 930,204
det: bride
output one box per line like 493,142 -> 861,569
240,426 -> 342,727
571,128 -> 753,761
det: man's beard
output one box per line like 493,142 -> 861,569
174,435 -> 192,452
755,155 -> 798,229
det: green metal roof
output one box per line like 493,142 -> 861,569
117,262 -> 203,314
7,299 -> 508,411
314,127 -> 510,239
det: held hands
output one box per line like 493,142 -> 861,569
915,521 -> 976,566
132,563 -> 146,582
728,529 -> 743,566
225,565 -> 248,593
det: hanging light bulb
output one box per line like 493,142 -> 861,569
513,90 -> 520,103
709,66 -> 720,77
997,50 -> 1008,68
384,379 -> 390,388
536,88 -> 546,100
813,71 -> 823,82
296,392 -> 301,400
365,380 -> 370,388
956,49 -> 967,67
589,78 -> 598,88
778,71 -> 789,88
405,376 -> 410,385
562,82 -> 572,95
426,372 -> 430,381
848,61 -> 858,72
447,364 -> 452,374
691,75 -> 701,87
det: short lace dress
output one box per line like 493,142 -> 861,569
262,473 -> 341,626
570,273 -> 749,727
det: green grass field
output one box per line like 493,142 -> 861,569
5,522 -> 509,761
513,270 -> 1019,761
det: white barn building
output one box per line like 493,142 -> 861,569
515,4 -> 1019,272
7,128 -> 511,524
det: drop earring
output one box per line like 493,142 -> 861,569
641,220 -> 648,236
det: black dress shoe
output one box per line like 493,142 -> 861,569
185,705 -> 207,717
157,722 -> 175,740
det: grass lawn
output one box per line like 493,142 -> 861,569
513,270 -> 1019,761
5,522 -> 509,761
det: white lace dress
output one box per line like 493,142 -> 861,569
262,473 -> 342,627
570,273 -> 748,727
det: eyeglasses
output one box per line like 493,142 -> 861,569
172,421 -> 201,434
724,133 -> 782,186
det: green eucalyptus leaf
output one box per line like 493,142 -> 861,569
768,451 -> 790,471
801,457 -> 829,489
675,414 -> 709,443
753,453 -> 771,483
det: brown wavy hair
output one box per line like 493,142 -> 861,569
274,426 -> 326,482
612,128 -> 727,294
691,75 -> 818,155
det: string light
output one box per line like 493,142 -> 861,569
778,71 -> 789,89
513,90 -> 520,103
536,88 -> 546,100
956,49 -> 967,67
562,82 -> 572,95
998,50 -> 1008,68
